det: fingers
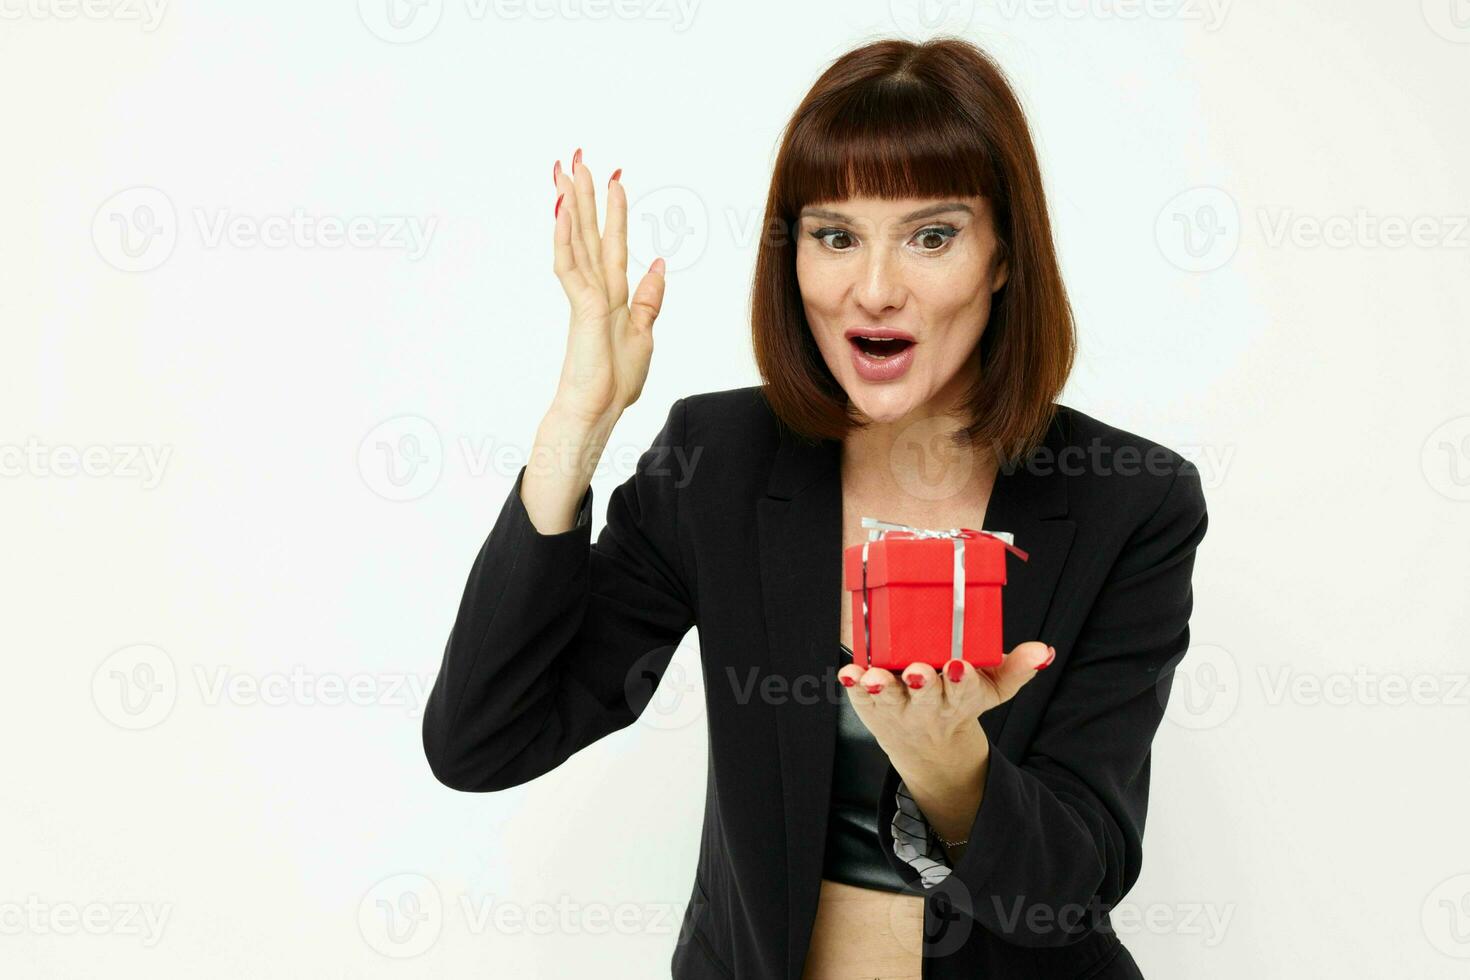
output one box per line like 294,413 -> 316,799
570,149 -> 606,291
842,660 -> 968,711
552,182 -> 584,293
856,667 -> 905,708
841,648 -> 1053,714
898,662 -> 941,707
844,663 -> 945,714
628,259 -> 666,334
602,171 -> 629,310
941,657 -> 981,708
989,642 -> 1054,704
556,170 -> 594,290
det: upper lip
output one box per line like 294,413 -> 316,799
844,327 -> 916,342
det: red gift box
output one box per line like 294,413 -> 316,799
843,519 -> 1029,672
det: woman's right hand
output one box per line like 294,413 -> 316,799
550,149 -> 667,429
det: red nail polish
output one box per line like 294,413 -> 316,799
904,674 -> 924,689
572,147 -> 582,171
946,661 -> 965,683
1037,647 -> 1056,670
865,683 -> 883,695
554,193 -> 564,218
608,167 -> 621,186
839,675 -> 855,688
553,159 -> 561,187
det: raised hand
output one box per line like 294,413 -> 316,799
550,148 -> 667,428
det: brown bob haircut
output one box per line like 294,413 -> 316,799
751,36 -> 1075,465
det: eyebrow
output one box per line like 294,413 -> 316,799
798,202 -> 975,223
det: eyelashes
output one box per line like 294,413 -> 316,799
807,224 -> 961,254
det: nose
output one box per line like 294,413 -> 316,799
852,244 -> 906,314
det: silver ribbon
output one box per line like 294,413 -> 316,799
858,517 -> 1018,663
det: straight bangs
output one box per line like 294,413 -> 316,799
773,80 -> 1006,240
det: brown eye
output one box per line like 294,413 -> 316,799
913,225 -> 958,251
810,228 -> 855,251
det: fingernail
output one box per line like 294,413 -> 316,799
1037,646 -> 1056,670
608,167 -> 621,186
903,673 -> 924,689
554,193 -> 564,218
572,147 -> 582,171
552,159 -> 561,187
839,675 -> 856,688
865,683 -> 884,695
946,661 -> 965,683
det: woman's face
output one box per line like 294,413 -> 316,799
795,194 -> 1008,427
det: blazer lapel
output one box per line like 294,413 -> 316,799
755,409 -> 1076,979
980,415 -> 1077,755
756,430 -> 842,980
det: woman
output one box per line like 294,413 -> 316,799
423,36 -> 1208,979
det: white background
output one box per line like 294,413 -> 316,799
3,1 -> 1468,976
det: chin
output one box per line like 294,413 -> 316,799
847,386 -> 919,425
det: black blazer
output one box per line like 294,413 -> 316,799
422,384 -> 1208,980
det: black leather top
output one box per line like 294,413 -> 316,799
821,642 -> 915,893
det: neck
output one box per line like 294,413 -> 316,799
840,402 -> 993,504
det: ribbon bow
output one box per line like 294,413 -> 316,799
857,517 -> 1030,664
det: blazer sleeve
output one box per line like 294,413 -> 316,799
421,397 -> 698,792
875,457 -> 1208,947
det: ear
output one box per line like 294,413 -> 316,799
991,246 -> 1010,293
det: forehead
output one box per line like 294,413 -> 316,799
798,195 -> 985,223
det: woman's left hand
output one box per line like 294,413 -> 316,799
838,642 -> 1054,772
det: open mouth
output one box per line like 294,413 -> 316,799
849,336 -> 916,359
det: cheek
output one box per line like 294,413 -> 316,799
795,257 -> 847,328
918,252 -> 993,315
795,253 -> 834,301
914,276 -> 988,325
